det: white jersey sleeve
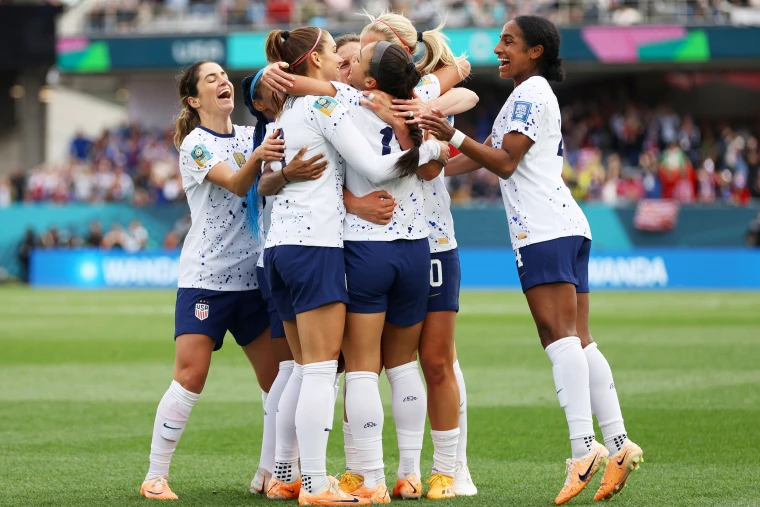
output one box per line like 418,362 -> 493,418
414,74 -> 441,102
502,84 -> 545,143
179,136 -> 224,187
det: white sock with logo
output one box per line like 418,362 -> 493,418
273,363 -> 302,484
260,361 -> 294,474
453,360 -> 468,464
584,343 -> 628,455
431,428 -> 460,476
545,337 -> 595,459
297,360 -> 338,494
346,371 -> 385,489
386,361 -> 426,480
343,421 -> 362,475
145,380 -> 200,481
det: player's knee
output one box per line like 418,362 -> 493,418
420,355 -> 454,387
175,368 -> 208,394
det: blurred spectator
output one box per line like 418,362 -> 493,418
658,142 -> 695,201
22,124 -> 183,206
0,177 -> 11,208
128,220 -> 149,251
80,0 -> 760,33
85,221 -> 104,247
17,229 -> 38,283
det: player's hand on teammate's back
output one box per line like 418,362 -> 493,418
283,146 -> 328,182
255,129 -> 286,162
419,109 -> 455,142
351,190 -> 396,225
390,92 -> 433,125
262,62 -> 295,93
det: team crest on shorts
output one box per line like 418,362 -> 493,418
233,152 -> 246,168
195,301 -> 209,321
191,144 -> 212,167
313,96 -> 338,116
512,101 -> 532,122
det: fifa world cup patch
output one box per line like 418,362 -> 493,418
313,96 -> 338,116
195,301 -> 209,321
191,145 -> 212,167
416,76 -> 432,89
512,101 -> 532,123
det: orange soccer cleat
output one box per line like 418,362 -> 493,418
140,476 -> 178,501
555,441 -> 609,505
267,476 -> 302,500
352,482 -> 390,504
594,440 -> 644,501
392,474 -> 423,499
298,476 -> 370,506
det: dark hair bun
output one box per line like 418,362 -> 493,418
544,56 -> 565,83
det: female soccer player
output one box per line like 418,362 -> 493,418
259,31 -> 469,499
240,70 -> 329,496
335,33 -> 360,84
260,27 -> 447,506
361,11 -> 478,498
139,60 -> 288,501
419,15 -> 644,505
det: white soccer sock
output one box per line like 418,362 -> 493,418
453,360 -> 468,464
346,371 -> 385,489
343,421 -> 362,474
297,360 -> 338,494
333,372 -> 342,407
145,380 -> 200,481
431,428 -> 460,476
584,343 -> 628,454
386,361 -> 426,480
260,361 -> 294,474
545,337 -> 595,459
273,362 -> 302,483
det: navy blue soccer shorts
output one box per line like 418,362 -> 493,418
515,236 -> 591,293
257,266 -> 285,339
174,288 -> 269,351
344,238 -> 430,327
427,248 -> 461,313
264,245 -> 349,321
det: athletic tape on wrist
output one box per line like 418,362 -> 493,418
450,129 -> 466,149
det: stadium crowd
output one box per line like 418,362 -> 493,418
3,100 -> 759,208
84,0 -> 760,33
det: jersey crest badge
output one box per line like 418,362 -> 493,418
233,152 -> 246,168
195,301 -> 209,321
191,145 -> 212,167
512,101 -> 532,123
313,96 -> 338,116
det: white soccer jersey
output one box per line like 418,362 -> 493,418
416,74 -> 458,253
177,125 -> 261,291
332,81 -> 428,242
491,76 -> 591,251
256,122 -> 276,269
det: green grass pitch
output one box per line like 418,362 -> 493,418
1,288 -> 759,506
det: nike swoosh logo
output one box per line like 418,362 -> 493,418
616,451 -> 628,466
284,488 -> 295,494
329,499 -> 361,504
163,423 -> 181,430
578,454 -> 598,482
520,272 -> 526,278
146,490 -> 163,496
407,480 -> 418,493
428,293 -> 441,298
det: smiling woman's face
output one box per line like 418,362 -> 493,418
189,62 -> 234,115
337,41 -> 360,85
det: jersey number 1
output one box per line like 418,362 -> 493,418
380,126 -> 393,156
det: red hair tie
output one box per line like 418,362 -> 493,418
292,29 -> 322,69
378,19 -> 411,54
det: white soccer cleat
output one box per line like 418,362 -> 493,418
453,461 -> 478,496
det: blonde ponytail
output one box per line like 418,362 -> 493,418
361,11 -> 468,79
